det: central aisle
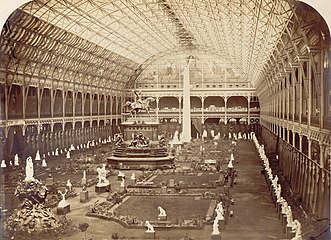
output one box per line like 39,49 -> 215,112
221,140 -> 286,240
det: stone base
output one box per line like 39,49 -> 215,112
57,204 -> 70,215
81,178 -> 87,186
145,231 -> 155,239
161,186 -> 167,194
129,179 -> 136,186
158,215 -> 167,221
218,219 -> 225,230
211,233 -> 221,240
95,184 -> 110,193
80,190 -> 89,203
286,226 -> 295,238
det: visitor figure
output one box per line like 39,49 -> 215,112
24,156 -> 35,182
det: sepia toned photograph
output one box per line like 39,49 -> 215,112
0,0 -> 330,239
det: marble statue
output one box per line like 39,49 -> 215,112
76,145 -> 79,150
227,159 -> 234,168
96,164 -> 109,186
275,184 -> 281,201
212,219 -> 220,235
238,132 -> 242,139
55,148 -> 59,156
60,149 -> 63,154
35,150 -> 41,161
215,202 -> 225,220
229,132 -> 232,139
70,144 -> 75,151
66,180 -> 72,191
24,156 -> 35,182
286,206 -> 294,227
281,200 -> 288,214
42,159 -> 47,167
83,170 -> 86,179
230,153 -> 234,161
80,144 -> 83,149
145,220 -> 155,233
87,141 -> 90,149
118,171 -> 125,178
291,219 -> 302,240
58,189 -> 68,207
158,206 -> 166,216
51,151 -> 55,156
210,129 -> 215,138
14,154 -> 19,165
9,161 -> 12,166
130,172 -> 136,180
1,160 -> 6,168
120,178 -> 125,188
66,150 -> 71,159
202,129 -> 208,139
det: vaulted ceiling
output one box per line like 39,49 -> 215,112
0,0 -> 328,92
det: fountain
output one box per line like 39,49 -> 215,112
4,157 -> 72,239
108,95 -> 174,169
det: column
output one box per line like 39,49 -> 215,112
307,60 -> 312,126
182,59 -> 192,142
247,96 -> 251,124
156,96 -> 159,122
201,96 -> 204,125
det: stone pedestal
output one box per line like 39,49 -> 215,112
145,231 -> 155,239
281,214 -> 286,232
95,184 -> 110,194
129,179 -> 136,186
211,233 -> 221,240
81,178 -> 87,186
161,186 -> 167,194
218,219 -> 225,230
158,215 -> 167,221
169,178 -> 175,187
45,177 -> 54,186
80,190 -> 89,203
286,226 -> 295,238
57,204 -> 70,215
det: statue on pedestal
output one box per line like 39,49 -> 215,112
145,220 -> 155,233
96,164 -> 109,187
123,90 -> 155,117
25,156 -> 35,182
14,154 -> 19,166
158,206 -> 166,216
58,189 -> 68,207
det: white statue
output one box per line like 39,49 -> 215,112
145,221 -> 155,233
210,129 -> 215,138
66,179 -> 72,191
55,148 -> 59,156
130,172 -> 136,180
70,144 -> 75,151
42,159 -> 47,167
14,154 -> 19,165
87,141 -> 90,149
281,200 -> 288,214
35,150 -> 41,161
83,170 -> 86,179
1,160 -> 6,168
60,149 -> 63,154
118,171 -> 125,178
158,206 -> 166,216
58,189 -> 68,207
228,132 -> 232,139
286,206 -> 294,227
9,161 -> 12,166
202,129 -> 208,139
66,150 -> 71,159
291,219 -> 302,240
212,219 -> 220,235
96,164 -> 109,186
24,156 -> 35,182
51,151 -> 54,156
230,153 -> 234,161
47,152 -> 50,156
227,160 -> 234,168
76,145 -> 80,150
120,178 -> 125,188
215,202 -> 225,220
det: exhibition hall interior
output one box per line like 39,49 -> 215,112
0,0 -> 330,239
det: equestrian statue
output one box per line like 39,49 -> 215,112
123,90 -> 155,117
